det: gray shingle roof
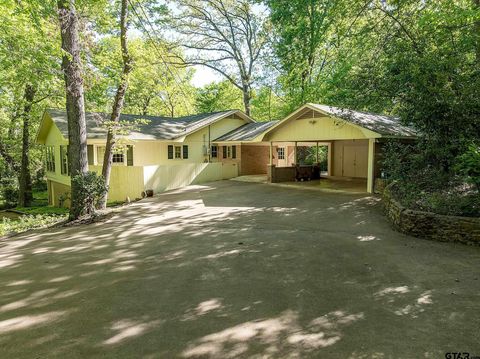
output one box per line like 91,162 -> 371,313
310,104 -> 416,137
46,109 -> 245,140
214,121 -> 279,142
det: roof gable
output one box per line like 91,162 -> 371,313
262,104 -> 417,140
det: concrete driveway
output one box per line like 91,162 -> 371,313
1,181 -> 479,358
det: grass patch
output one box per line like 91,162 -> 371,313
15,206 -> 69,215
1,214 -> 66,237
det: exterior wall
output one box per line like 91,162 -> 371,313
143,162 -> 238,194
240,145 -> 269,175
44,121 -> 70,187
264,114 -> 372,142
50,180 -> 71,207
332,140 -> 368,178
89,165 -> 145,202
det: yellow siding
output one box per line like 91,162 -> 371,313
264,115 -> 368,142
89,166 -> 145,201
143,162 -> 238,193
44,118 -> 70,187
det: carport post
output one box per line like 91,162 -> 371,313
269,142 -> 273,165
294,142 -> 298,164
367,138 -> 375,193
316,141 -> 319,163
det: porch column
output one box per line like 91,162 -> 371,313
367,138 -> 375,193
327,142 -> 332,175
316,141 -> 319,163
294,141 -> 298,164
269,141 -> 273,165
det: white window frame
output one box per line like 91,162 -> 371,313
174,146 -> 182,159
277,147 -> 285,160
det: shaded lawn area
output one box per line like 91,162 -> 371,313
0,181 -> 479,358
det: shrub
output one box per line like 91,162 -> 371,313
2,186 -> 18,208
455,144 -> 480,192
71,171 -> 108,215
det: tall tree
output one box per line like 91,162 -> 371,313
171,0 -> 268,115
57,0 -> 89,219
99,0 -> 133,209
17,84 -> 37,207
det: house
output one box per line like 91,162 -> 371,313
36,104 -> 415,206
36,108 -> 259,206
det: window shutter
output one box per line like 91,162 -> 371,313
127,145 -> 134,166
232,145 -> 236,159
168,145 -> 173,159
87,145 -> 94,165
223,146 -> 227,159
182,145 -> 188,159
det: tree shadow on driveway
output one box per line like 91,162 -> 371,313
0,180 -> 479,358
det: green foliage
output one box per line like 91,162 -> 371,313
0,214 -> 66,237
71,172 -> 109,215
196,81 -> 244,113
2,186 -> 18,208
456,144 -> 480,191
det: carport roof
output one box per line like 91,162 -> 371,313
214,121 -> 279,142
308,103 -> 417,137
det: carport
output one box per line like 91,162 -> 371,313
259,104 -> 416,193
213,103 -> 416,193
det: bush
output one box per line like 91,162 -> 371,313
2,186 -> 18,208
455,144 -> 480,192
381,140 -> 479,217
71,171 -> 108,214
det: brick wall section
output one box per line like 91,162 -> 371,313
240,145 -> 270,175
383,185 -> 480,245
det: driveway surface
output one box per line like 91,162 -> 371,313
1,181 -> 479,358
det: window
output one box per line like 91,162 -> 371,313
277,147 -> 285,160
223,146 -> 227,159
227,146 -> 231,158
97,146 -> 105,165
45,146 -> 55,172
211,145 -> 218,158
112,152 -> 124,163
232,145 -> 237,159
182,145 -> 188,159
168,145 -> 173,159
87,145 -> 94,165
60,145 -> 70,175
175,146 -> 181,159
127,145 -> 133,166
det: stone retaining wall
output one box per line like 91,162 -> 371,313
383,185 -> 480,245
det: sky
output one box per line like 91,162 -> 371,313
190,65 -> 222,87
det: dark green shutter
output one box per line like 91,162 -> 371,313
127,145 -> 133,166
223,146 -> 227,159
87,145 -> 94,165
232,145 -> 236,159
182,145 -> 188,159
168,145 -> 173,159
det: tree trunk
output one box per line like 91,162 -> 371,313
242,82 -> 251,116
99,0 -> 133,209
17,84 -> 36,207
57,0 -> 89,219
0,141 -> 19,173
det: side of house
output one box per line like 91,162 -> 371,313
36,109 -> 254,206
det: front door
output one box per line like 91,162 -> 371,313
277,147 -> 287,167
